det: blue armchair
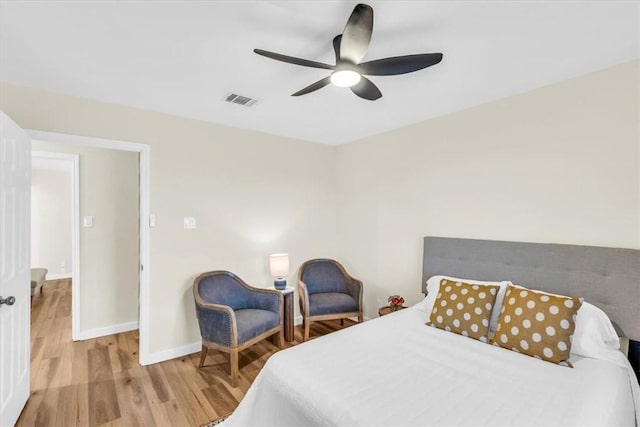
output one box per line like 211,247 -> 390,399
298,259 -> 363,341
193,270 -> 284,387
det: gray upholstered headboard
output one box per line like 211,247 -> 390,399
422,236 -> 640,341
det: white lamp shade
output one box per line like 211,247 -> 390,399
269,253 -> 290,278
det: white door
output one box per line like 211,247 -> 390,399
0,112 -> 31,426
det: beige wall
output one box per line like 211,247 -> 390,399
336,60 -> 640,318
2,59 -> 636,354
31,141 -> 140,333
31,168 -> 72,276
0,84 -> 338,354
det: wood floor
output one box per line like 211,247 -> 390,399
17,279 -> 354,426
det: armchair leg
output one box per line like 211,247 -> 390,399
358,313 -> 363,323
198,345 -> 207,368
303,317 -> 310,342
230,348 -> 239,388
340,319 -> 344,326
278,330 -> 284,348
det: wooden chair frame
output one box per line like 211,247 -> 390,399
297,259 -> 363,342
193,271 -> 284,387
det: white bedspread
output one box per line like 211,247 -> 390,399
225,306 -> 640,426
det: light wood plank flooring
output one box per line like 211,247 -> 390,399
18,279 -> 354,426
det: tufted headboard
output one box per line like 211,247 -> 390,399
422,236 -> 640,341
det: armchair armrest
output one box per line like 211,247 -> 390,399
298,280 -> 310,317
346,278 -> 363,308
194,291 -> 238,347
243,285 -> 282,314
339,264 -> 363,308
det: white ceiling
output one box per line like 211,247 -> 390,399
1,1 -> 638,145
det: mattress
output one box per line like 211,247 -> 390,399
224,306 -> 640,426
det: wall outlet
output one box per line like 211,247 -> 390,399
60,261 -> 66,273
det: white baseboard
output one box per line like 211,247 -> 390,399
142,320 -> 303,366
77,321 -> 138,341
46,273 -> 72,281
138,316 -> 370,366
140,341 -> 202,366
142,317 -> 304,366
294,315 -> 369,325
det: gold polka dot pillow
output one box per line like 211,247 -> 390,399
427,279 -> 500,342
491,285 -> 583,366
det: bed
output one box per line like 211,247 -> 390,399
224,237 -> 640,426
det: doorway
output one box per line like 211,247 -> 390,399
28,130 -> 151,364
31,151 -> 80,336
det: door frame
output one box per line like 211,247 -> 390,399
28,130 -> 152,365
31,151 -> 80,338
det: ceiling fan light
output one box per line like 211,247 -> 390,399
330,70 -> 361,87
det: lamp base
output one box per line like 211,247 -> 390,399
274,278 -> 286,290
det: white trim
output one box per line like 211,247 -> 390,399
140,316 -> 368,366
77,321 -> 139,341
138,147 -> 151,364
45,273 -> 72,281
71,154 -> 80,339
29,130 -> 151,363
31,151 -> 80,340
142,341 -> 202,366
293,315 -> 369,326
29,130 -> 149,152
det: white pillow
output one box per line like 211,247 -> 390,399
420,275 -> 509,334
503,283 -> 619,359
571,301 -> 620,358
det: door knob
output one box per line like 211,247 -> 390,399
0,296 -> 16,306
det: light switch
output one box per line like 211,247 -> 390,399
183,217 -> 197,229
149,214 -> 156,227
82,216 -> 93,228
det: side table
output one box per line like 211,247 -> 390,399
378,305 -> 407,317
276,286 -> 295,342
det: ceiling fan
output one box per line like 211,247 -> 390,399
253,3 -> 443,101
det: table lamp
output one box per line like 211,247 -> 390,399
270,253 -> 289,290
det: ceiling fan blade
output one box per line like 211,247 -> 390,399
291,76 -> 332,96
254,49 -> 334,70
351,76 -> 382,101
332,34 -> 342,64
340,3 -> 373,64
359,53 -> 443,76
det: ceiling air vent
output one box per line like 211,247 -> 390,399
224,93 -> 258,107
